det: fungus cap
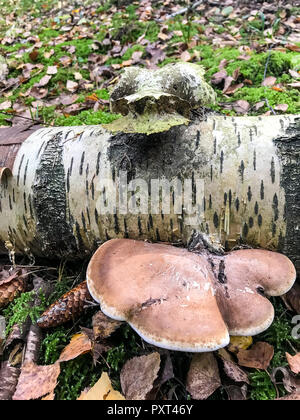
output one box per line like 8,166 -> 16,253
87,239 -> 229,352
87,240 -> 296,352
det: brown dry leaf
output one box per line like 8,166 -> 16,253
262,76 -> 277,87
92,311 -> 122,340
222,76 -> 234,93
224,384 -> 248,400
211,69 -> 227,85
0,100 -> 12,110
58,332 -> 92,363
59,56 -> 72,67
13,362 -> 60,400
79,372 -> 124,400
44,49 -> 54,59
221,358 -> 249,384
224,82 -> 244,95
285,283 -> 300,313
186,353 -> 221,400
286,353 -> 300,375
254,101 -> 265,111
47,66 -> 57,75
120,352 -> 161,400
289,69 -> 300,79
276,392 -> 300,401
237,342 -> 274,370
272,367 -> 300,394
59,94 -> 79,106
34,75 -> 51,88
288,82 -> 300,89
233,100 -> 250,114
158,32 -> 169,41
66,80 -> 78,92
274,104 -> 288,112
29,50 -> 39,62
180,50 -> 191,62
286,44 -> 300,52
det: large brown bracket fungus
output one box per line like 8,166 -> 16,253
87,239 -> 296,353
104,62 -> 216,135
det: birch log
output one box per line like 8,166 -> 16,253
0,114 -> 299,273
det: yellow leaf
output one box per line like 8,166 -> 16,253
228,336 -> 253,353
79,372 -> 125,401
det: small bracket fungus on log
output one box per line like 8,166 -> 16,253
104,62 -> 216,134
86,239 -> 296,352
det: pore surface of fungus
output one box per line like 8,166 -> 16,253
104,62 -> 216,135
86,239 -> 296,352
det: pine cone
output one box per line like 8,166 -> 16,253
0,269 -> 26,309
37,281 -> 92,329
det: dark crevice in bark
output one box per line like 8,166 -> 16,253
274,117 -> 300,274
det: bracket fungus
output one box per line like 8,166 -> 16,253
104,62 -> 216,135
86,239 -> 296,353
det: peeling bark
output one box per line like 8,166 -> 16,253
0,361 -> 20,400
0,115 -> 299,272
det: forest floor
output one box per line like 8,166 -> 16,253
0,0 -> 299,401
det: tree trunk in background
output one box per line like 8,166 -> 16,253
0,115 -> 299,273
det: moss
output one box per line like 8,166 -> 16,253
55,355 -> 100,400
38,28 -> 60,41
55,109 -> 120,126
2,290 -> 47,336
249,371 -> 277,401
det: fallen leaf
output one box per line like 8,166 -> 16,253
272,367 -> 300,394
66,80 -> 78,92
286,353 -> 300,375
211,69 -> 227,85
224,384 -> 248,400
224,83 -> 244,95
28,87 -> 48,99
233,100 -> 250,114
0,100 -> 12,110
285,283 -> 300,313
222,358 -> 249,384
34,75 -> 51,88
254,101 -> 265,111
237,342 -> 274,370
13,362 -> 60,400
79,372 -> 125,400
186,353 -> 221,400
272,85 -> 284,92
92,311 -> 122,340
228,336 -> 253,353
274,104 -> 288,112
288,82 -> 300,89
47,66 -> 57,75
262,76 -> 277,87
289,69 -> 300,79
222,76 -> 234,93
58,332 -> 92,363
180,50 -> 191,62
286,44 -> 300,52
120,352 -> 161,400
276,392 -> 300,400
29,50 -> 39,62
